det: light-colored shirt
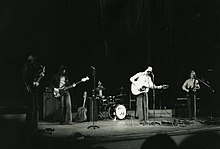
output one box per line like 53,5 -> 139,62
182,78 -> 200,92
59,76 -> 66,88
130,72 -> 154,89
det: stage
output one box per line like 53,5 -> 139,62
35,117 -> 220,149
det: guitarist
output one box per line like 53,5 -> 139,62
182,70 -> 200,119
130,66 -> 163,125
23,54 -> 45,133
50,65 -> 74,125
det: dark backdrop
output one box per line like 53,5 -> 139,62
0,0 -> 220,116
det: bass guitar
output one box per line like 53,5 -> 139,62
53,76 -> 89,98
76,91 -> 88,122
131,81 -> 169,95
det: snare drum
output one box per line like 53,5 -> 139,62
108,104 -> 126,120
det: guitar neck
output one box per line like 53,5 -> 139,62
82,91 -> 87,108
82,97 -> 86,108
36,76 -> 43,83
75,80 -> 83,86
64,81 -> 82,90
35,67 -> 45,83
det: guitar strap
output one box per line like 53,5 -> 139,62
192,79 -> 196,89
191,79 -> 197,95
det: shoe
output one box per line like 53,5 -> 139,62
139,120 -> 145,125
144,120 -> 150,124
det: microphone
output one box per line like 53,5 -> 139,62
151,72 -> 154,77
149,71 -> 154,77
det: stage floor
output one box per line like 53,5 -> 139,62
37,117 -> 220,149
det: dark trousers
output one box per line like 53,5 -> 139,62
59,92 -> 72,124
136,93 -> 149,122
187,94 -> 196,118
25,93 -> 39,132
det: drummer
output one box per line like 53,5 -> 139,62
96,81 -> 105,98
96,81 -> 107,113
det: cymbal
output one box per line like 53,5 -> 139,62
115,94 -> 126,97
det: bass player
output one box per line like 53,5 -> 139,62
50,65 -> 75,125
130,66 -> 165,125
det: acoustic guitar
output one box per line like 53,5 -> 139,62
76,91 -> 88,122
186,86 -> 199,97
131,81 -> 169,95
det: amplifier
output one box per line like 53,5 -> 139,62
43,93 -> 60,121
149,109 -> 173,118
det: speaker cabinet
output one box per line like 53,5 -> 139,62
43,93 -> 60,121
87,97 -> 98,122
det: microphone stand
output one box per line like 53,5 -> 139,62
195,76 -> 214,93
152,73 -> 156,125
87,66 -> 100,129
195,76 -> 215,120
149,73 -> 161,125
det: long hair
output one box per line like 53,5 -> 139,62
25,54 -> 38,67
58,65 -> 67,75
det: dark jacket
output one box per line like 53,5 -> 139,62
50,74 -> 70,90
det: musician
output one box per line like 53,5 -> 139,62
50,65 -> 74,125
23,54 -> 44,132
96,81 -> 105,98
182,70 -> 200,119
130,66 -> 163,124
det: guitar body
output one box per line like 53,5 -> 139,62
131,83 -> 149,95
53,88 -> 66,98
186,87 -> 197,97
76,107 -> 87,122
26,84 -> 37,94
76,91 -> 88,122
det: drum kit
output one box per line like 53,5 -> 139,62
95,83 -> 127,120
98,93 -> 127,120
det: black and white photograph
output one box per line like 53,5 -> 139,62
0,0 -> 220,149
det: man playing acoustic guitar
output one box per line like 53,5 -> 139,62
130,66 -> 167,125
182,70 -> 200,119
50,65 -> 75,125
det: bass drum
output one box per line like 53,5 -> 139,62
108,104 -> 126,120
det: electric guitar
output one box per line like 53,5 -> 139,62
53,76 -> 89,98
76,91 -> 88,122
26,66 -> 45,94
131,81 -> 169,95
